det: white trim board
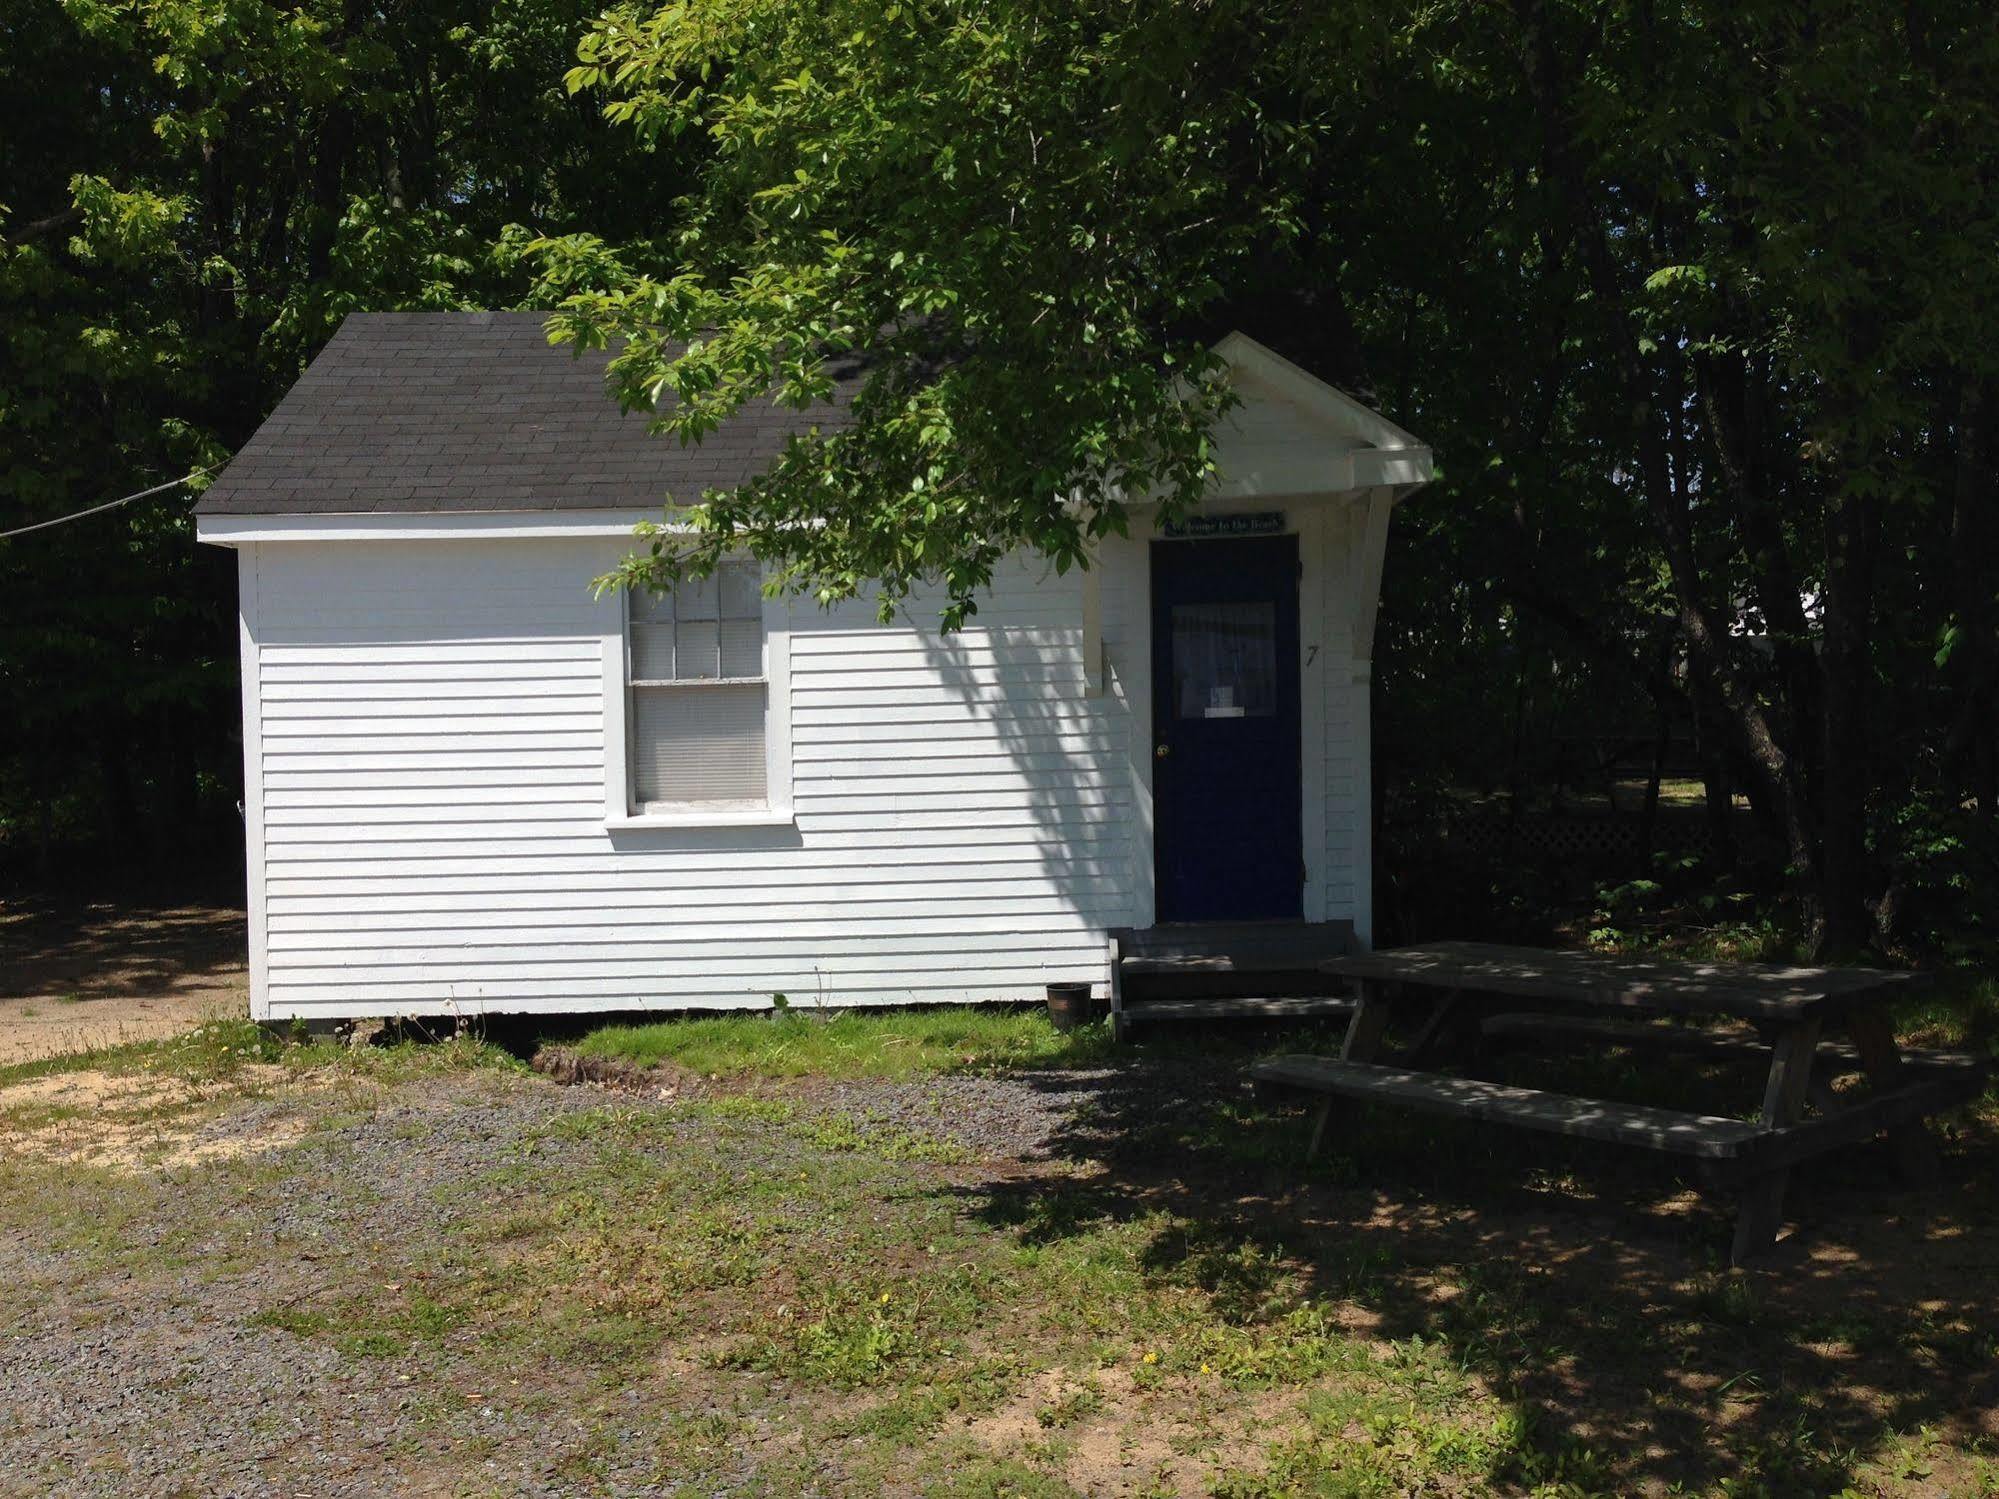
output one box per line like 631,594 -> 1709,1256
198,509 -> 661,545
237,544 -> 271,1019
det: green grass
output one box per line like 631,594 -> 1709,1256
567,1004 -> 1113,1080
9,1032 -> 1995,1499
0,1017 -> 291,1090
0,1016 -> 525,1092
8,980 -> 1996,1496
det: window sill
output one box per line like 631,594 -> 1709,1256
606,806 -> 796,831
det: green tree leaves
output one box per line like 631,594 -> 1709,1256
538,0 -> 1374,621
0,0 -> 689,873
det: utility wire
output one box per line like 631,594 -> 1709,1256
0,465 -> 217,541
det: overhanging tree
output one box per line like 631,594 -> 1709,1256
550,0 -> 1999,954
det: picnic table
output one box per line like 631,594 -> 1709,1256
1249,941 -> 1984,1265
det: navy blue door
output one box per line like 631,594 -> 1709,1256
1150,535 -> 1303,922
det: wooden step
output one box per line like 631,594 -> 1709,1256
1122,954 -> 1347,976
1122,996 -> 1357,1024
1113,921 -> 1355,972
1249,1054 -> 1764,1159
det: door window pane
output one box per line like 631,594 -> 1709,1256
1172,602 -> 1277,719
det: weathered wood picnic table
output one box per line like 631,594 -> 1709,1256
1249,941 -> 1985,1265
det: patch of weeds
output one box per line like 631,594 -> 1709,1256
571,1004 -> 1113,1081
0,1018 -> 285,1090
1688,1271 -> 1770,1331
536,1307 -> 661,1371
294,1033 -> 524,1083
806,1115 -> 971,1164
0,1017 -> 519,1094
1195,1302 -> 1371,1389
1929,1320 -> 1999,1370
400,1292 -> 464,1340
917,1451 -> 1083,1498
785,1297 -> 908,1387
1143,1219 -> 1298,1324
335,1329 -> 408,1359
1191,1097 -> 1315,1168
690,1095 -> 797,1124
249,1305 -> 332,1338
1035,1377 -> 1102,1428
840,1360 -> 1020,1443
724,1263 -> 995,1392
1486,1405 -> 1621,1496
1220,1391 -> 1595,1499
248,1287 -> 467,1364
846,1383 -> 971,1443
1214,1437 -> 1402,1499
531,1104 -> 653,1144
0,1157 -> 185,1262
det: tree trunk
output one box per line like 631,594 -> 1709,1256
1944,377 -> 1998,818
1690,678 -> 1739,868
1816,487 -> 1879,954
1639,687 -> 1670,870
1510,0 -> 1824,921
1695,351 -> 1820,786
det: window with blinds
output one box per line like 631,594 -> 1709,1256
627,561 -> 767,806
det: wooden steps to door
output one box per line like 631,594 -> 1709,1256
1109,922 -> 1357,1040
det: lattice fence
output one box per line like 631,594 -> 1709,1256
1451,813 -> 1762,868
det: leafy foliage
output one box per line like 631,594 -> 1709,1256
6,0 -> 1996,958
547,0 -> 1999,952
533,0 -> 1378,624
0,0 -> 688,879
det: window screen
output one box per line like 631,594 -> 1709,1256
1172,601 -> 1277,719
628,561 -> 767,805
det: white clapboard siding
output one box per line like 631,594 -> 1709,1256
244,539 -> 1135,1019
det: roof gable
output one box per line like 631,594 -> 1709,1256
198,315 -> 1423,519
1211,331 -> 1425,452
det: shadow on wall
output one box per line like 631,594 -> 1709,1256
899,555 -> 1133,982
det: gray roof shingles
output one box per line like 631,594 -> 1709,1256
196,311 -> 859,516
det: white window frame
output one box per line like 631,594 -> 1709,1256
604,565 -> 792,830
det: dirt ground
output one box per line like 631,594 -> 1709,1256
3,1042 -> 1995,1498
2,909 -> 1994,1496
0,902 -> 247,1064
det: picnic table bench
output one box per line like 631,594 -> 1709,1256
1248,941 -> 1986,1265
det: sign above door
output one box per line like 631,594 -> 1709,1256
1162,510 -> 1286,540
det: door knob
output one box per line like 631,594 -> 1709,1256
1155,743 -> 1171,759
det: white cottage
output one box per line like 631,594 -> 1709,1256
196,312 -> 1432,1024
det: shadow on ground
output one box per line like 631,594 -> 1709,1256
0,901 -> 246,1003
961,1028 -> 1999,1493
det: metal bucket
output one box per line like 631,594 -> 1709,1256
1045,982 -> 1093,1031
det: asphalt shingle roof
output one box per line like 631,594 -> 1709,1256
196,311 -> 860,515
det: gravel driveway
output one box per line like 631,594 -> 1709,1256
0,1055 -> 1224,1498
6,1039 -> 1994,1498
